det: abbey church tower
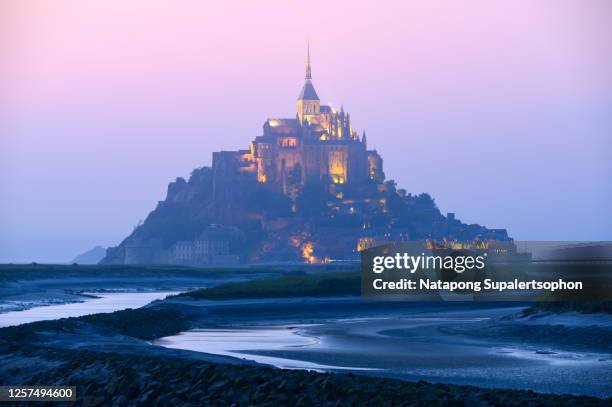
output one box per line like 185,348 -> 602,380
297,44 -> 320,124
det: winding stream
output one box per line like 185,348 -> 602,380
0,291 -> 179,328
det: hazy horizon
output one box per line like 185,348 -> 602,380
1,0 -> 611,262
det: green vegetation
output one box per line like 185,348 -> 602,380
180,271 -> 361,300
80,307 -> 192,339
0,263 -> 284,282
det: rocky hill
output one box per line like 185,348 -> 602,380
101,165 -> 507,265
71,246 -> 107,264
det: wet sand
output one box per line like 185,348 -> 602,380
0,272 -> 273,315
154,299 -> 612,397
2,270 -> 610,398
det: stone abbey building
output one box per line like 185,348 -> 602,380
212,47 -> 384,199
102,47 -> 509,266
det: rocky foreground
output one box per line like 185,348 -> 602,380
5,348 -> 611,407
0,307 -> 609,406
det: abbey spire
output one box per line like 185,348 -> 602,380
297,43 -> 320,124
305,42 -> 312,80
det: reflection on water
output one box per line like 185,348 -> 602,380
154,319 -> 612,397
0,291 -> 179,328
154,327 -> 377,371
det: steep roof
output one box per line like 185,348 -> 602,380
298,80 -> 319,101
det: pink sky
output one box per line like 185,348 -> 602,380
1,0 -> 611,262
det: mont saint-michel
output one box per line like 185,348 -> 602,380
102,49 -> 508,266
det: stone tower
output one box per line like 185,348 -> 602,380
297,44 -> 320,124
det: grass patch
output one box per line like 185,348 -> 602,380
179,271 -> 361,300
79,307 -> 192,339
0,263 -> 286,282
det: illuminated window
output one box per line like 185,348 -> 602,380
279,137 -> 297,148
328,150 -> 347,184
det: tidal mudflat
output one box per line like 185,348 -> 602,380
154,299 -> 612,398
1,298 -> 609,406
155,326 -> 380,371
1,267 -> 610,404
0,264 -> 280,323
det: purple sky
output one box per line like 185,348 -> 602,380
1,1 -> 611,262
